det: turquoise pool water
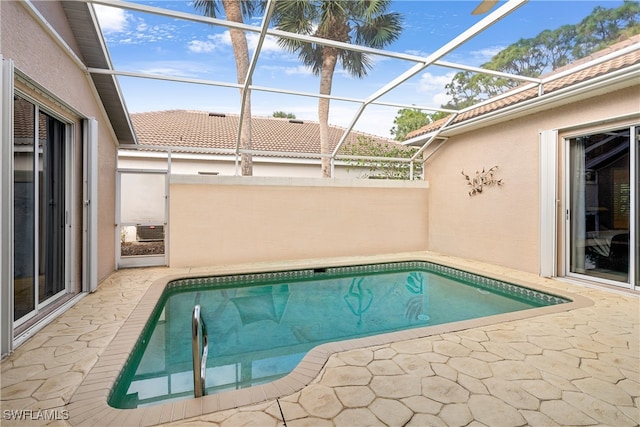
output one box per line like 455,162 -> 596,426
108,261 -> 568,409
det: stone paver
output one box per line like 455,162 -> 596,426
421,376 -> 470,403
334,386 -> 375,408
1,253 -> 638,427
298,386 -> 342,419
369,398 -> 413,426
467,394 -> 527,427
439,403 -> 473,427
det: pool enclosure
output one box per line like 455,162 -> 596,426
1,0 -> 639,357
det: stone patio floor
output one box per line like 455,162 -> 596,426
1,252 -> 639,426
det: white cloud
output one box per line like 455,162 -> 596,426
188,40 -> 217,53
187,33 -> 232,54
96,5 -> 178,45
95,4 -> 128,33
350,105 -> 397,139
133,60 -> 213,78
282,65 -> 314,76
444,45 -> 506,67
404,49 -> 431,59
260,65 -> 314,79
470,45 -> 505,64
247,33 -> 283,54
208,32 -> 232,45
196,31 -> 287,57
417,71 -> 455,106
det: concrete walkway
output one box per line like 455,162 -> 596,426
1,253 -> 638,426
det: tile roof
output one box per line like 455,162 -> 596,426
406,35 -> 640,140
130,110 -> 405,156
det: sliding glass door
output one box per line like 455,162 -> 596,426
568,125 -> 637,288
14,95 -> 68,324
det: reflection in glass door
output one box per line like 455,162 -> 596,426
13,96 -> 67,324
39,111 -> 66,305
14,97 -> 36,320
568,126 -> 635,286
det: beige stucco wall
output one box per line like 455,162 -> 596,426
169,176 -> 429,267
2,1 -> 119,283
425,85 -> 640,273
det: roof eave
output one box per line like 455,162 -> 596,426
61,1 -> 137,145
405,64 -> 640,145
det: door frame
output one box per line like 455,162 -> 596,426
1,56 -> 15,356
562,123 -> 638,290
116,169 -> 169,268
12,92 -> 74,328
1,61 -> 94,355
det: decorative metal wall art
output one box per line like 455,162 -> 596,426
461,165 -> 503,196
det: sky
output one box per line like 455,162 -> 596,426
95,0 -> 626,139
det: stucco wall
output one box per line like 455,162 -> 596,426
169,176 -> 429,267
425,86 -> 640,273
2,1 -> 119,283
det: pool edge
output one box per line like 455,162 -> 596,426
67,252 -> 594,426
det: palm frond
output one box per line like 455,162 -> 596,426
193,0 -> 221,18
339,50 -> 373,78
271,0 -> 402,78
271,0 -> 316,34
299,43 -> 324,75
350,0 -> 393,21
354,13 -> 402,49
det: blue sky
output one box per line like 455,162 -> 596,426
96,1 -> 625,138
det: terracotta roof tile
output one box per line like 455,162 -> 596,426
131,110 -> 406,156
406,35 -> 640,140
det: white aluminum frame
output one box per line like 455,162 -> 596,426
116,169 -> 169,269
540,129 -> 558,278
12,92 -> 75,329
83,119 -> 99,292
563,123 -> 639,290
1,56 -> 15,356
85,0 -> 532,172
85,0 -> 640,172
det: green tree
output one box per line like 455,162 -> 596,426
193,0 -> 263,176
536,26 -> 577,70
341,136 -> 422,180
574,1 -> 640,57
273,111 -> 297,119
444,1 -> 639,108
271,0 -> 402,177
390,108 -> 430,142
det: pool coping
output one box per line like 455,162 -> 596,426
66,253 -> 594,426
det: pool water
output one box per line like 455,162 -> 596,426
109,261 -> 568,409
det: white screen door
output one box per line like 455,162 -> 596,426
117,170 -> 168,268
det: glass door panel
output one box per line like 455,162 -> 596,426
13,95 -> 68,324
569,128 -> 630,284
14,97 -> 36,320
38,112 -> 66,305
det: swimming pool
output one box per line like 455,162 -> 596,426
108,261 -> 569,409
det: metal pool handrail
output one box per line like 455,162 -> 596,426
192,304 -> 208,398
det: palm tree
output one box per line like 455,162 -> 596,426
271,0 -> 402,177
193,0 -> 262,176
